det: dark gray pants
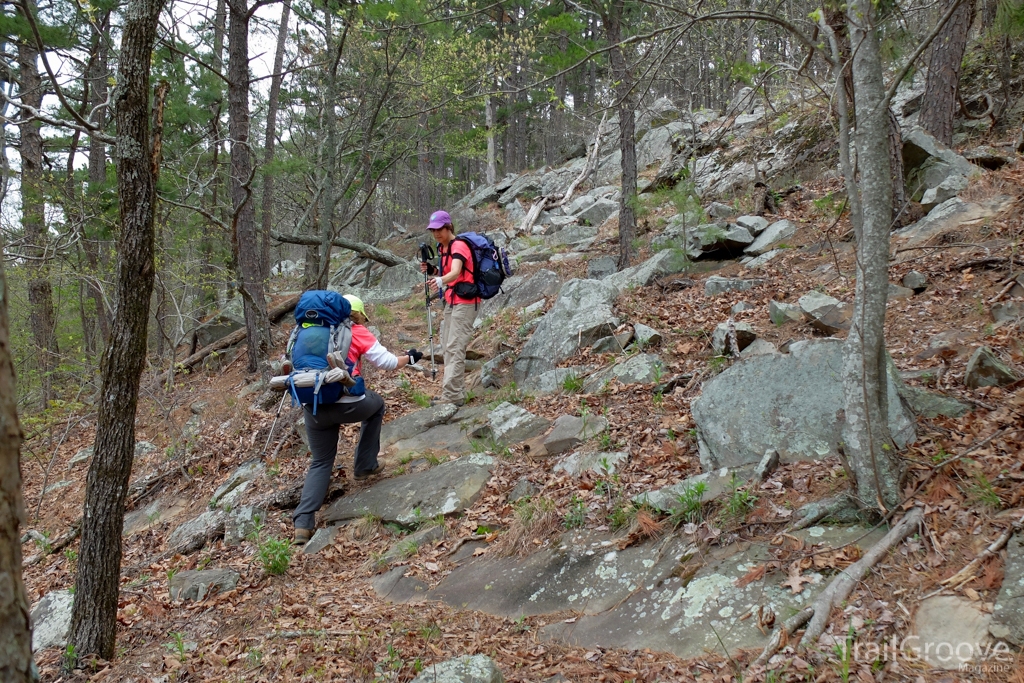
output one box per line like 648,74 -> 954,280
292,391 -> 385,530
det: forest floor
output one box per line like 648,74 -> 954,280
19,159 -> 1024,682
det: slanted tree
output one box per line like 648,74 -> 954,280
68,0 -> 165,661
919,0 -> 976,145
0,241 -> 33,683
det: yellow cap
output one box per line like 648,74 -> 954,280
343,294 -> 369,323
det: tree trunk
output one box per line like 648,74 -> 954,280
198,0 -> 228,315
260,0 -> 291,281
228,0 -> 271,373
0,239 -> 33,683
485,91 -> 497,185
888,109 -> 906,226
86,11 -> 112,351
919,0 -> 976,145
17,1 -> 59,410
68,0 -> 164,662
606,0 -> 637,270
842,0 -> 903,516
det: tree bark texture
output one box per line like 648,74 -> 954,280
919,0 -> 976,146
0,243 -> 33,683
85,11 -> 113,351
485,93 -> 497,185
605,0 -> 637,270
842,0 -> 903,515
228,0 -> 271,373
68,0 -> 164,661
888,109 -> 906,226
260,0 -> 291,282
17,2 -> 59,410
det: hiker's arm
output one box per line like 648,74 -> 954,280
428,258 -> 463,292
362,343 -> 422,370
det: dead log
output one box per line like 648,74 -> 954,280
271,231 -> 408,267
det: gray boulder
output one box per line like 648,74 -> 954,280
920,173 -> 969,212
167,510 -> 226,553
706,202 -> 733,219
798,291 -> 852,334
768,300 -> 802,326
169,569 -> 239,601
964,346 -> 1018,388
383,525 -> 445,565
899,385 -> 972,419
576,198 -> 619,227
591,329 -> 634,354
543,414 -> 609,455
587,256 -> 618,280
633,323 -> 663,347
68,440 -> 157,469
634,466 -> 753,513
478,269 -> 562,322
546,224 -> 598,247
704,276 -> 765,297
735,215 -> 769,235
902,271 -> 928,292
462,182 -> 501,208
513,279 -> 618,382
31,590 -> 74,651
489,402 -> 551,444
554,450 -> 628,476
992,301 -> 1024,323
991,532 -> 1024,646
564,195 -> 595,216
194,298 -> 246,347
744,219 -> 797,256
382,403 -> 459,448
498,173 -> 542,205
743,249 -> 782,270
604,249 -> 691,294
410,655 -> 504,683
711,322 -> 756,355
504,199 -> 527,225
325,454 -> 495,527
636,122 -> 686,170
741,339 -> 778,358
211,459 -> 265,509
903,127 -> 977,201
688,223 -> 753,254
692,339 -> 915,470
583,353 -> 664,392
223,505 -> 267,545
636,96 -> 680,131
481,352 -> 513,389
520,366 -> 594,396
888,283 -> 915,300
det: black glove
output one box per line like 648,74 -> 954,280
407,348 -> 424,364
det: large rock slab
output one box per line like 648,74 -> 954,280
902,127 -> 977,202
489,402 -> 551,444
576,198 -> 619,227
513,279 -> 618,383
123,497 -> 187,536
68,440 -> 158,469
211,459 -> 265,509
893,196 -> 1012,248
604,249 -> 691,294
410,655 -> 504,683
554,450 -> 628,476
324,454 -> 495,527
744,220 -> 797,256
520,366 -> 594,396
692,339 -> 915,470
768,300 -> 802,326
898,385 -> 971,418
636,122 -> 686,170
169,569 -> 240,601
965,346 -> 1019,388
478,270 -> 562,323
382,403 -> 459,448
498,173 -> 542,205
583,353 -> 664,392
31,590 -> 73,651
541,536 -> 829,660
991,532 -> 1024,646
634,466 -> 753,512
913,596 -> 993,670
711,322 -> 756,355
461,182 -> 501,208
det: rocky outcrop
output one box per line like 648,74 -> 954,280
169,569 -> 240,601
30,590 -> 73,651
965,346 -> 1019,388
513,279 -> 618,382
692,339 -> 915,470
798,291 -> 851,334
410,655 -> 504,683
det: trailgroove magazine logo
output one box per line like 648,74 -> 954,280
852,636 -> 1013,671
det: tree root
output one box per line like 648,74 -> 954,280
753,506 -> 924,667
789,493 -> 860,531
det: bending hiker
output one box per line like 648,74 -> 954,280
286,292 -> 423,545
420,210 -> 478,406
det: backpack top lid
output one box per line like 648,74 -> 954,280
294,290 -> 350,327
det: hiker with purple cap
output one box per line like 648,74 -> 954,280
420,210 -> 478,406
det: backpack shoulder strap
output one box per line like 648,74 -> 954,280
327,319 -> 354,361
285,325 -> 300,357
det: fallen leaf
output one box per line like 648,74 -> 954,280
736,564 -> 766,588
781,563 -> 814,594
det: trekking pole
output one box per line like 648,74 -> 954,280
419,242 -> 438,380
261,391 -> 288,457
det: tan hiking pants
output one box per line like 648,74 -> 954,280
440,303 -> 477,403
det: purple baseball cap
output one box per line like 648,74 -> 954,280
427,210 -> 452,230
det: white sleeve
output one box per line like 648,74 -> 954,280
363,341 -> 400,370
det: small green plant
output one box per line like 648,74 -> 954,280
267,462 -> 281,478
257,536 -> 293,575
598,429 -> 613,450
373,304 -> 395,323
62,643 -> 77,672
35,530 -> 52,555
968,473 -> 1002,510
562,372 -> 584,393
652,390 -> 664,409
245,646 -> 264,667
165,631 -> 188,664
394,538 -> 419,560
418,623 -> 442,640
424,451 -> 447,466
724,474 -> 757,521
166,567 -> 179,581
563,495 -> 587,529
832,623 -> 856,682
671,481 -> 707,525
608,503 -> 634,530
708,356 -> 728,374
64,548 -> 78,564
651,361 -> 665,383
666,428 -> 677,441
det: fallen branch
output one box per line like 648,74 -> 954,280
446,534 -> 486,556
22,522 -> 81,567
271,231 -> 408,267
939,514 -> 1022,589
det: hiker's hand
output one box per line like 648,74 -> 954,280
428,277 -> 442,293
420,261 -> 428,274
407,349 -> 423,364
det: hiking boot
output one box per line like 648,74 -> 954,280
293,528 -> 314,545
355,464 -> 385,481
429,398 -> 465,407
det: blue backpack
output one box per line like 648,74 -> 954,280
453,232 -> 513,300
285,291 -> 364,412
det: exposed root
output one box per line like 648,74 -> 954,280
788,493 -> 860,531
